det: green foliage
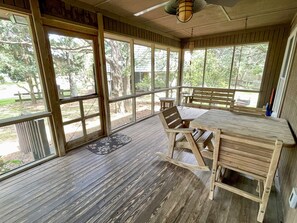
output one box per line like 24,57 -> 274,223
49,35 -> 94,97
0,98 -> 15,106
134,45 -> 152,92
0,76 -> 4,84
0,155 -> 22,174
155,72 -> 166,89
154,49 -> 167,89
0,19 -> 40,98
183,44 -> 268,90
169,51 -> 179,87
105,39 -> 131,79
204,47 -> 233,88
135,75 -> 151,91
105,39 -> 131,97
232,44 -> 268,90
183,50 -> 204,86
169,71 -> 177,87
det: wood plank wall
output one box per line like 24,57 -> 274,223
0,0 -> 30,12
181,25 -> 290,107
39,0 -> 98,28
279,14 -> 297,223
102,17 -> 180,48
37,0 -> 180,48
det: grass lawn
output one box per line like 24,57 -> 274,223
0,98 -> 15,106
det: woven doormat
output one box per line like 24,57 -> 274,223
86,133 -> 132,155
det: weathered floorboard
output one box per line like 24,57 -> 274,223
0,114 -> 281,223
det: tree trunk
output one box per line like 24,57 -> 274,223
66,52 -> 78,97
69,73 -> 78,97
123,75 -> 131,112
28,78 -> 37,104
33,73 -> 41,99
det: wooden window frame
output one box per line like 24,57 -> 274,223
44,26 -> 105,150
103,33 -> 181,132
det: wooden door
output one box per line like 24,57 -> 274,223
46,28 -> 105,150
273,28 -> 297,117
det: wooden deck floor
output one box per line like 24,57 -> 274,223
0,112 -> 281,223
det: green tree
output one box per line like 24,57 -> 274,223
183,50 -> 204,87
182,44 -> 268,90
49,35 -> 94,97
169,51 -> 179,87
154,49 -> 167,89
105,39 -> 131,113
233,44 -> 268,90
204,47 -> 233,88
0,19 -> 40,103
134,45 -> 151,92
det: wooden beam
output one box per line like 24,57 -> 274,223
97,13 -> 111,135
29,0 -> 66,156
41,17 -> 97,36
0,112 -> 51,127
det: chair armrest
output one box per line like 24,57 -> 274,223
182,118 -> 193,128
182,118 -> 194,122
165,128 -> 194,133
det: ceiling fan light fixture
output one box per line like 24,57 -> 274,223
177,0 -> 193,23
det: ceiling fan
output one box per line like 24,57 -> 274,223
134,0 -> 239,23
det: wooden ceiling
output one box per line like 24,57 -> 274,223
77,0 -> 297,38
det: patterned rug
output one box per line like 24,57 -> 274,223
86,133 -> 132,155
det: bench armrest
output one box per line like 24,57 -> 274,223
165,128 -> 194,134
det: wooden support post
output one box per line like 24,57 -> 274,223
177,49 -> 183,105
29,0 -> 66,156
130,39 -> 136,123
97,13 -> 111,135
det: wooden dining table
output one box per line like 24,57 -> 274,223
190,109 -> 295,147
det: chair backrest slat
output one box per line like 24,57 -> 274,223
159,106 -> 183,130
162,106 -> 179,118
220,144 -> 271,162
220,134 -> 274,150
165,113 -> 181,126
211,129 -> 283,222
217,131 -> 279,178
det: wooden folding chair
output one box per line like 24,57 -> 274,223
209,129 -> 283,223
157,106 -> 214,171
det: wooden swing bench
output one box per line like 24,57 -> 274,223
157,106 -> 214,171
184,87 -> 235,110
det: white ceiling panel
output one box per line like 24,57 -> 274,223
77,0 -> 297,38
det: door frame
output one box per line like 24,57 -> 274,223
44,26 -> 106,151
272,27 -> 297,117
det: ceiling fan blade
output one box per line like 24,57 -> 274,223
206,0 -> 239,7
164,0 -> 178,15
193,0 -> 207,13
134,1 -> 169,16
